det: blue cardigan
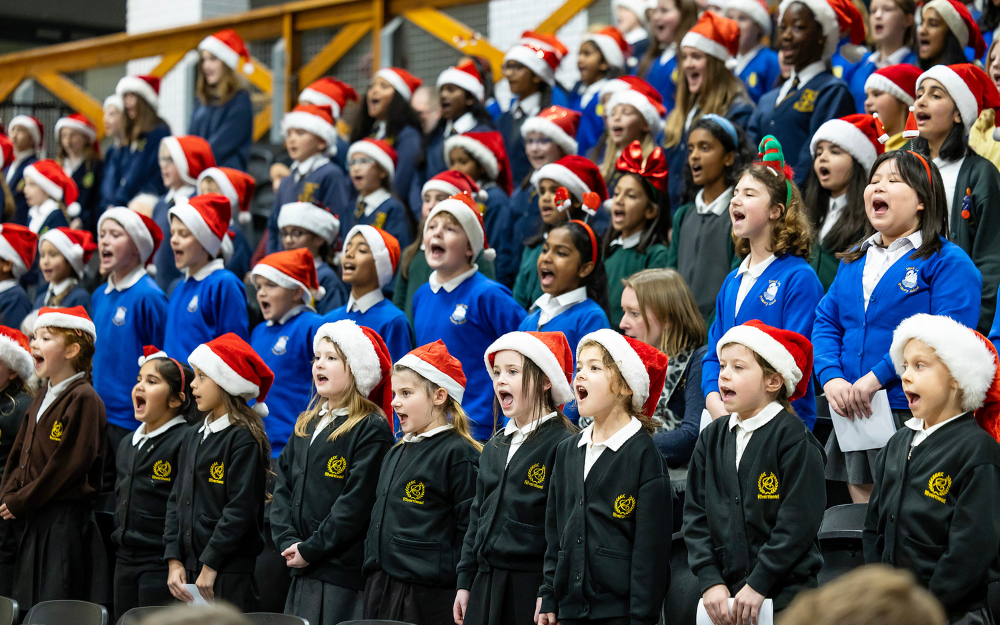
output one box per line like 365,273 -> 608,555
812,238 -> 981,410
738,46 -> 782,105
188,89 -> 253,171
112,124 -> 170,206
517,298 -> 610,356
641,50 -> 679,116
848,50 -> 919,113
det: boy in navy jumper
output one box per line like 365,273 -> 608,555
0,224 -> 37,332
277,201 -> 348,314
5,116 -> 41,226
423,61 -> 494,184
35,228 -> 95,313
344,139 -> 412,250
412,194 -> 526,440
250,248 -> 325,457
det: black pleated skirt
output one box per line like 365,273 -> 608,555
363,569 -> 456,625
285,576 -> 363,625
464,568 -> 543,625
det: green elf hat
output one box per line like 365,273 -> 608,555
756,135 -> 794,206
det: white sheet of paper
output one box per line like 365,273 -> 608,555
700,408 -> 713,432
183,584 -> 211,606
829,389 -> 897,451
696,598 -> 774,625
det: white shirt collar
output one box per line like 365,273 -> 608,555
0,279 -> 16,295
611,230 -> 643,249
624,27 -> 647,44
62,156 -> 82,177
199,413 -> 233,440
734,44 -> 765,75
132,416 -> 187,448
861,230 -> 923,253
531,286 -> 587,325
728,401 -> 783,432
312,405 -> 350,444
165,185 -> 196,205
581,77 -> 608,109
105,266 -> 148,294
46,371 -> 87,400
789,61 -> 825,87
736,253 -> 777,279
516,92 -> 542,118
445,112 -> 478,136
878,46 -> 912,67
504,411 -> 558,438
429,264 -> 478,293
905,412 -> 965,448
578,416 -> 642,451
47,277 -> 77,298
358,188 -> 392,216
292,153 -> 331,179
695,186 -> 734,216
347,288 -> 385,313
372,121 -> 388,140
267,304 -> 311,326
28,199 -> 62,233
6,151 -> 32,183
185,258 -> 225,281
659,45 -> 676,64
402,423 -> 454,443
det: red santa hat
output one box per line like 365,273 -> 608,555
198,28 -> 255,75
0,135 -> 13,170
484,331 -> 575,405
168,193 -> 232,257
313,320 -> 394,420
299,78 -> 358,120
717,320 -> 813,402
921,0 -> 986,59
604,76 -> 667,135
137,344 -> 170,366
726,0 -> 773,35
251,248 -> 326,306
777,0 -> 865,60
189,333 -> 274,417
161,135 -> 216,187
583,27 -> 630,71
34,305 -> 96,339
39,227 -> 97,279
436,60 -> 486,102
577,328 -> 669,416
421,170 -> 486,202
864,63 -> 922,107
398,340 -> 468,403
0,224 -> 37,280
375,67 -> 423,102
444,130 -> 513,195
198,167 -> 256,225
7,115 -> 43,148
24,159 -> 81,218
520,105 -> 580,156
343,225 -> 401,289
281,104 -> 339,152
97,208 -> 164,275
116,75 -> 161,109
504,31 -> 568,87
531,155 -> 610,207
347,138 -> 398,183
277,201 -> 340,245
917,63 -> 1000,136
681,11 -> 741,65
0,325 -> 33,381
810,114 -> 885,173
425,192 -> 495,262
54,113 -> 98,145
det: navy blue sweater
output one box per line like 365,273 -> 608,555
188,90 -> 253,171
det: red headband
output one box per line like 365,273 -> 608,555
570,219 -> 598,265
169,357 -> 186,392
908,151 -> 932,187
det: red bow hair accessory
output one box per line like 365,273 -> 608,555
615,140 -> 669,194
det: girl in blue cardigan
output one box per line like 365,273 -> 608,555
813,149 -> 981,503
113,75 -> 170,206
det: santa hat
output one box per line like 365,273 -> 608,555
0,326 -> 33,381
726,0 -> 773,35
281,104 -> 338,151
198,167 -> 256,225
104,94 -> 124,113
577,328 -> 669,416
116,75 -> 161,109
605,76 -> 667,135
810,114 -> 885,173
343,225 -> 400,288
299,78 -> 358,120
398,340 -> 467,403
54,113 -> 98,145
921,0 -> 986,59
313,320 -> 394,420
7,115 -> 43,148
917,63 -> 1000,136
189,333 -> 274,417
198,28 -> 255,75
277,202 -> 340,245
375,67 -> 423,102
437,61 -> 485,102
168,193 -> 232,258
425,192 -> 495,262
865,63 -> 922,107
520,106 -> 580,156
137,344 -> 170,367
0,224 -> 36,280
583,27 -> 630,71
504,31 -> 568,87
613,0 -> 651,25
39,227 -> 97,279
531,155 -> 610,208
34,305 -> 96,339
251,248 -> 326,305
890,314 -> 1000,441
97,208 -> 164,275
777,0 -> 865,60
161,135 -> 216,186
24,160 -> 81,218
421,170 -> 486,202
347,138 -> 398,183
484,331 -> 575,405
717,320 -> 813,402
444,130 -> 513,195
681,12 -> 741,65
0,135 -> 13,170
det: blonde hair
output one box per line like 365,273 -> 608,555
623,269 -> 706,356
577,339 -> 654,434
734,165 -> 813,260
197,63 -> 244,106
392,364 -> 482,451
663,53 -> 748,149
599,132 -> 656,182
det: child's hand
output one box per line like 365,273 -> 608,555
0,504 -> 14,520
823,378 -> 855,420
537,612 -> 558,625
849,372 -> 882,419
167,559 -> 193,602
732,583 -> 765,625
281,542 -> 310,568
703,584 -> 733,625
706,392 -> 727,420
70,217 -> 84,230
196,564 -> 217,602
453,589 -> 470,624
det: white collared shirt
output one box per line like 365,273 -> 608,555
62,156 -> 82,177
6,150 -> 33,184
504,412 -> 558,466
292,153 -> 331,182
735,253 -> 778,315
861,231 -> 923,310
905,413 -> 965,448
659,45 -> 677,65
372,121 -> 388,140
728,401 -> 783,468
429,264 -> 478,293
357,188 -> 392,217
820,194 -> 848,240
580,78 -> 608,110
578,417 -> 642,479
733,44 -> 765,76
611,230 -> 642,249
513,92 -> 542,119
28,199 -> 62,234
105,265 -> 148,294
165,185 -> 196,206
38,371 -> 87,422
185,258 -> 225,282
445,112 -> 478,138
347,288 -> 385,313
531,287 -> 587,326
776,61 -> 825,104
623,27 -> 647,45
267,304 -> 311,327
932,156 -> 965,220
402,423 -> 454,443
43,278 -> 77,304
312,406 -> 350,444
695,186 -> 734,216
874,46 -> 913,69
0,280 -> 17,295
199,413 -> 233,440
132,416 -> 187,450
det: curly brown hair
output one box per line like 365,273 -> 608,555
733,165 -> 813,260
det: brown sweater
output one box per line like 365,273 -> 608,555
0,377 -> 107,518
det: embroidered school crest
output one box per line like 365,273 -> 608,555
113,306 -> 127,326
450,304 -> 468,325
272,336 -> 289,356
613,494 -> 636,519
49,421 -> 63,441
671,67 -> 679,83
833,65 -> 844,79
759,280 -> 780,305
748,72 -> 758,88
525,463 -> 546,489
209,462 -> 225,484
373,212 -> 387,229
16,179 -> 24,192
899,268 -> 919,293
83,171 -> 94,189
793,89 -> 817,113
187,295 -> 199,313
326,455 -> 346,479
403,480 -> 425,504
758,472 -> 779,499
152,460 -> 172,481
299,182 -> 318,204
925,472 -> 951,503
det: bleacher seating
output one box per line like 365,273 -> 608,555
24,600 -> 108,625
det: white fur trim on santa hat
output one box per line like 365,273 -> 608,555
613,0 -> 651,25
717,324 -> 802,395
578,329 -> 650,412
277,202 -> 340,244
169,201 -> 222,257
531,162 -> 590,202
680,30 -> 733,63
421,179 -> 462,198
444,135 -> 499,181
922,0 -> 969,48
0,334 -> 33,381
116,76 -> 159,109
398,353 -> 466,403
281,110 -> 337,148
0,229 -> 28,279
606,89 -> 663,135
726,0 -> 772,34
347,141 -> 396,183
584,33 -> 626,70
810,118 -> 879,172
137,350 -> 168,366
198,168 -> 239,212
864,72 -> 915,106
161,137 -> 196,186
917,65 -> 978,134
520,115 -> 578,155
23,165 -> 64,202
778,0 -> 841,60
34,310 -> 96,339
313,320 -> 383,396
55,117 -> 97,143
436,67 -> 485,102
40,228 -> 87,279
485,332 -> 574,404
376,68 -> 415,101
198,34 -> 250,74
890,313 -> 996,411
425,198 -> 490,261
503,45 -> 556,86
251,263 -> 319,305
99,208 -> 155,264
7,116 -> 41,147
299,88 -> 343,119
189,343 -> 261,400
344,225 -> 395,288
104,94 -> 124,112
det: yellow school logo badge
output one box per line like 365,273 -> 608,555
758,472 -> 779,499
748,72 -> 758,88
299,182 -> 318,204
525,463 -> 546,489
613,494 -> 636,519
793,89 -> 817,113
671,67 -> 679,83
373,212 -> 387,229
326,456 -> 346,479
83,171 -> 94,189
404,480 -> 425,504
16,180 -> 24,193
925,472 -> 952,503
209,462 -> 225,484
833,65 -> 844,79
152,460 -> 172,481
49,421 -> 63,441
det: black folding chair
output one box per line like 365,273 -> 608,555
24,600 -> 108,625
662,531 -> 700,625
0,595 -> 17,625
244,614 -> 310,625
818,503 -> 869,584
116,605 -> 166,625
340,620 -> 416,625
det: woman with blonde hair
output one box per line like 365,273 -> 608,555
190,29 -> 255,170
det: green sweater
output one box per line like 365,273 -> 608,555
667,202 -> 740,322
392,251 -> 496,325
809,241 -> 840,293
513,244 -> 544,310
606,242 -> 670,327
